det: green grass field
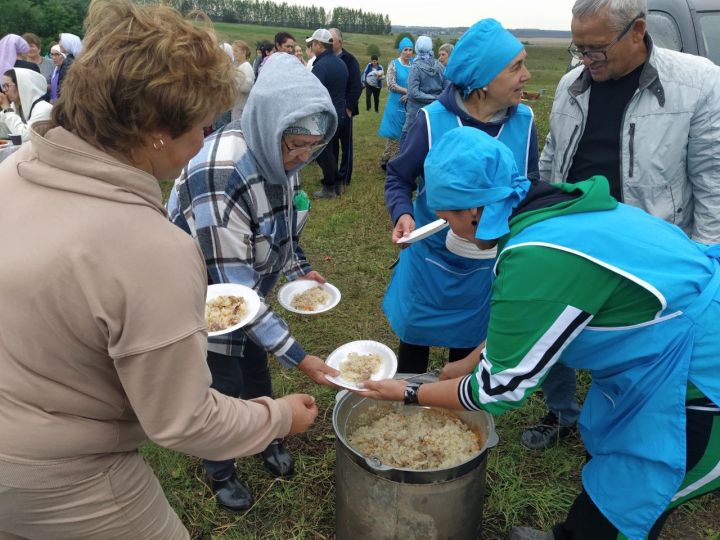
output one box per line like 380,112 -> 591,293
149,22 -> 720,540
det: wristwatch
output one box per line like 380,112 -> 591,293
1,108 -> 13,114
403,382 -> 423,405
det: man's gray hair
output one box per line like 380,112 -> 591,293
572,0 -> 647,31
439,43 -> 454,55
329,28 -> 343,42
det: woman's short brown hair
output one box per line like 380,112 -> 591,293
232,40 -> 251,62
52,0 -> 237,155
21,33 -> 41,49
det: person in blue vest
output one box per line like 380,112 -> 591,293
378,37 -> 413,170
383,19 -> 538,374
363,126 -> 720,540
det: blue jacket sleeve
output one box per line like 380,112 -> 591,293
384,112 -> 430,224
362,63 -> 370,86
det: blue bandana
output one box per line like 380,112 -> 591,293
398,37 -> 413,53
425,127 -> 530,241
445,19 -> 523,98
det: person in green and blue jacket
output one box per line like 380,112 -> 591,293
363,126 -> 720,540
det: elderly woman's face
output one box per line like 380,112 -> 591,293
281,133 -> 325,170
51,50 -> 64,66
400,47 -> 413,60
486,49 -> 531,108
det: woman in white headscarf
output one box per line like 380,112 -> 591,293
0,67 -> 53,142
56,33 -> 83,99
49,45 -> 66,103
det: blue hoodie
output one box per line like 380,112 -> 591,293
384,84 -> 539,224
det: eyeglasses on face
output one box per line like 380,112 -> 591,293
1,83 -> 16,92
568,13 -> 644,63
282,137 -> 326,157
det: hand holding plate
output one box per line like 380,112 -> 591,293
297,270 -> 326,284
392,214 -> 415,245
298,354 -> 341,387
358,378 -> 405,401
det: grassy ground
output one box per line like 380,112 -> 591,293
150,23 -> 720,540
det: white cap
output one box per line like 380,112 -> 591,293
306,29 -> 333,45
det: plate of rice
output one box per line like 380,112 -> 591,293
325,340 -> 397,391
277,280 -> 341,315
205,283 -> 261,337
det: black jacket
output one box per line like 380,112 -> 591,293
311,49 -> 348,124
56,54 -> 75,99
338,49 -> 362,117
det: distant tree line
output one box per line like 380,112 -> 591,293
2,0 -> 390,49
149,0 -> 391,35
0,0 -> 89,47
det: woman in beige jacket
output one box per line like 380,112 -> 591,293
0,1 -> 317,539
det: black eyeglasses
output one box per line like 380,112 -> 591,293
282,137 -> 326,158
568,13 -> 644,63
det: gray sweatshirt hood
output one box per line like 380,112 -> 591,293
414,56 -> 444,77
241,53 -> 338,184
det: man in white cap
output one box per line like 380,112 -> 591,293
306,29 -> 348,198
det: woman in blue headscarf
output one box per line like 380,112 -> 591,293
383,19 -> 537,375
378,36 -> 413,169
365,126 -> 720,540
402,36 -> 448,141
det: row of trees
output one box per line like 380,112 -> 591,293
0,0 -> 89,45
2,0 -> 390,50
157,0 -> 391,35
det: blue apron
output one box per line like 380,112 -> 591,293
382,102 -> 534,348
501,204 -> 720,539
378,58 -> 412,139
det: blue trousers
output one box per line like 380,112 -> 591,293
203,341 -> 271,480
542,363 -> 581,427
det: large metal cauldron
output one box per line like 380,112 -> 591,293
333,374 -> 499,540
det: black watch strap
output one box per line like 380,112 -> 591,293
2,108 -> 13,114
403,382 -> 423,405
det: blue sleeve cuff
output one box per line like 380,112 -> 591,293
279,341 -> 307,368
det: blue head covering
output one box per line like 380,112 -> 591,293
415,36 -> 433,60
445,19 -> 523,98
425,127 -> 530,241
398,37 -> 413,53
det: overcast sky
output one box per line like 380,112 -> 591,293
313,0 -> 577,30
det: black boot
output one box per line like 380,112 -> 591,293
261,439 -> 294,477
207,471 -> 253,512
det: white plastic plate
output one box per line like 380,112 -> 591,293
325,340 -> 398,391
395,218 -> 449,244
277,281 -> 341,315
206,283 -> 261,337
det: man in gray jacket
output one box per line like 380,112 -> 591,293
521,0 -> 720,452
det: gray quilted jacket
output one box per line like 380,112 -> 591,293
539,37 -> 720,243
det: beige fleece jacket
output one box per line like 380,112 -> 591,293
0,123 -> 292,488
